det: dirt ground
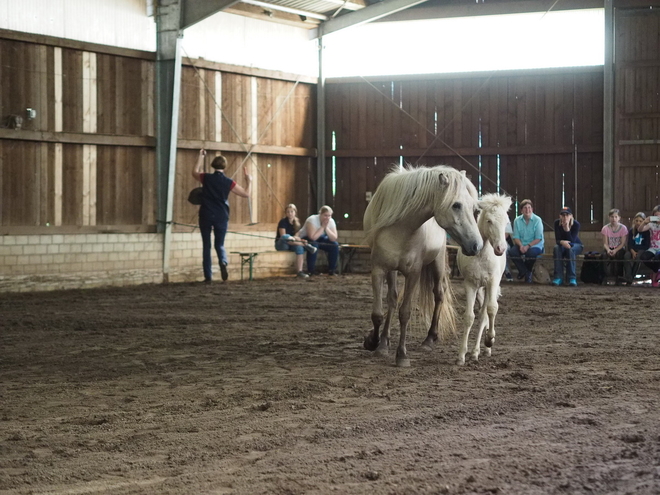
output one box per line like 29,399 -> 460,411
1,274 -> 659,495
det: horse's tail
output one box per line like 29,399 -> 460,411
417,254 -> 457,340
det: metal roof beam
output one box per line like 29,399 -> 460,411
181,0 -> 240,30
310,0 -> 429,38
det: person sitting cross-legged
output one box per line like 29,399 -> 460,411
507,199 -> 544,283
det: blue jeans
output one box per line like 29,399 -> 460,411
304,235 -> 339,273
553,243 -> 583,280
200,216 -> 227,281
275,235 -> 305,255
507,244 -> 543,277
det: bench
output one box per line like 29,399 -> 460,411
230,251 -> 259,281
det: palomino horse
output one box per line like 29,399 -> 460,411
456,193 -> 512,365
363,165 -> 483,367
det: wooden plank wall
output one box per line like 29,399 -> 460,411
173,65 -> 316,229
326,68 -> 604,231
615,7 -> 660,219
0,32 -> 316,233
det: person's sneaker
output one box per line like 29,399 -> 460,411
552,278 -> 563,286
525,271 -> 533,284
328,270 -> 336,276
220,262 -> 229,282
568,278 -> 577,287
305,244 -> 318,254
296,271 -> 309,279
516,272 -> 526,280
203,278 -> 212,284
504,271 -> 513,282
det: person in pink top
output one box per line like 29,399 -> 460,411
637,204 -> 660,287
600,208 -> 628,285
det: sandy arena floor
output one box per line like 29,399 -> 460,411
1,274 -> 659,494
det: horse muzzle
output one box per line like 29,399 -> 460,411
461,239 -> 483,256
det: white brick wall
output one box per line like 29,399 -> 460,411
0,230 -> 364,292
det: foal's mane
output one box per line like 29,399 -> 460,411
365,165 -> 468,243
479,193 -> 512,214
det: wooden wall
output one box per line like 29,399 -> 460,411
325,68 -> 604,230
0,31 -> 317,234
614,7 -> 660,218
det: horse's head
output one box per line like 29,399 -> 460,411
477,194 -> 513,256
433,169 -> 483,256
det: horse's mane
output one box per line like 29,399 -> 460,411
365,165 -> 472,244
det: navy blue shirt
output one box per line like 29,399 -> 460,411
199,172 -> 235,224
554,218 -> 582,246
627,229 -> 650,252
276,218 -> 297,241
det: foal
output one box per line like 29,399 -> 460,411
456,194 -> 512,365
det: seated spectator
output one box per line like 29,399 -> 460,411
637,205 -> 660,287
275,204 -> 317,279
601,208 -> 628,285
507,199 -> 544,283
298,205 -> 340,276
552,206 -> 583,287
623,212 -> 650,285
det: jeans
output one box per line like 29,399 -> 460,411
304,234 -> 339,273
275,235 -> 305,255
553,243 -> 583,280
507,244 -> 543,277
200,216 -> 228,281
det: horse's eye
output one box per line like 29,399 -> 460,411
452,202 -> 461,210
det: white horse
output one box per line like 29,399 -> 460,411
363,165 -> 483,367
456,193 -> 512,365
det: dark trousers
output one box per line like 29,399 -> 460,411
507,244 -> 543,276
304,235 -> 339,273
200,216 -> 228,281
603,249 -> 625,278
640,250 -> 660,273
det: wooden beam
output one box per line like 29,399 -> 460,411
0,28 -> 155,60
0,225 -> 157,235
0,129 -> 156,147
182,57 -> 317,84
178,139 -> 317,157
181,0 -> 239,30
329,144 -> 603,158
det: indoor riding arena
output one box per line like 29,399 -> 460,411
2,1 -> 660,494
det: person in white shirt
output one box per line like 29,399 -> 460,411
298,205 -> 340,276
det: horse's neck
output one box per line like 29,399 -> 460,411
402,206 -> 434,232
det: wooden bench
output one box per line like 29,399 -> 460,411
230,251 -> 259,281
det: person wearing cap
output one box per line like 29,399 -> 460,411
551,206 -> 583,286
508,199 -> 545,283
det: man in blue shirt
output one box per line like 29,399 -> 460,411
507,199 -> 544,283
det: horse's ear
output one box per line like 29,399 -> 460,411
439,172 -> 449,186
460,170 -> 467,177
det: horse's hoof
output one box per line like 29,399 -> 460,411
420,338 -> 435,351
470,354 -> 480,362
485,337 -> 494,348
363,336 -> 379,351
375,346 -> 389,357
456,358 -> 466,366
485,348 -> 492,357
396,357 -> 411,368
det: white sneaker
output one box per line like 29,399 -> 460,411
296,271 -> 309,279
305,244 -> 318,254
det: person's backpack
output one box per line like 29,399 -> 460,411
580,251 -> 604,284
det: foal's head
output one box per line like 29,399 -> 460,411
477,194 -> 512,256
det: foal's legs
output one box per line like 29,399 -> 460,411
471,287 -> 489,361
396,271 -> 421,367
457,284 -> 478,365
